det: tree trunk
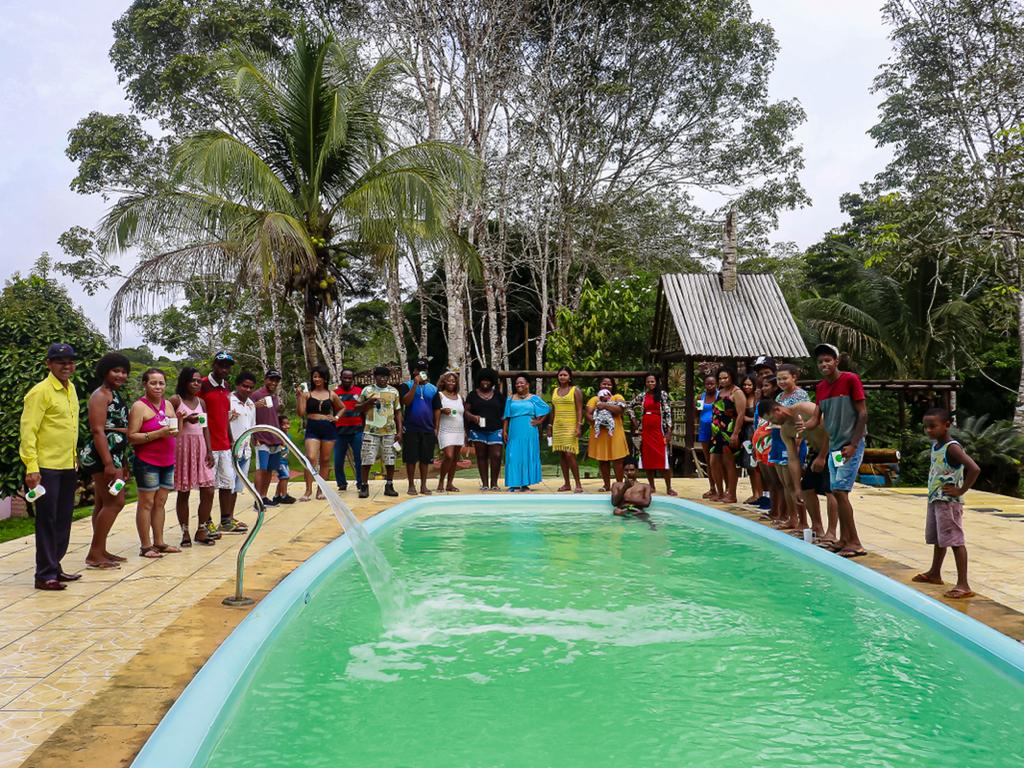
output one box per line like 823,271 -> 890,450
302,305 -> 318,371
385,258 -> 409,375
1016,290 -> 1024,429
443,249 -> 469,385
269,288 -> 283,373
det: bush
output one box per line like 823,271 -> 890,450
0,266 -> 108,497
951,416 -> 1024,496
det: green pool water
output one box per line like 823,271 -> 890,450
205,503 -> 1023,767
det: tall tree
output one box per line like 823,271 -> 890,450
98,31 -> 477,368
871,0 -> 1024,425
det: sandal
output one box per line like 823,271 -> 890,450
943,587 -> 974,599
180,531 -> 192,548
194,532 -> 216,547
556,484 -> 572,492
573,486 -> 584,494
85,560 -> 120,570
154,543 -> 181,554
139,546 -> 163,559
911,573 -> 944,585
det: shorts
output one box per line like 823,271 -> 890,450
926,500 -> 965,547
697,421 -> 713,443
305,419 -> 337,441
362,434 -> 397,466
768,428 -> 808,466
133,457 -> 175,491
277,457 -> 290,481
828,438 -> 865,493
469,428 -> 503,445
212,449 -> 236,490
403,430 -> 437,465
801,452 -> 831,496
709,433 -> 736,454
256,444 -> 284,473
233,456 -> 251,493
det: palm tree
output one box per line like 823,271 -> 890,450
798,246 -> 983,378
101,30 -> 477,367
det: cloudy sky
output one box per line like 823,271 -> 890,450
0,1 -> 894,347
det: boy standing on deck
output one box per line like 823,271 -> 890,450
912,408 -> 980,599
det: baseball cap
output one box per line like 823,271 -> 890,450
413,358 -> 430,371
752,355 -> 776,372
214,350 -> 235,364
46,343 -> 76,360
814,343 -> 840,359
264,368 -> 282,379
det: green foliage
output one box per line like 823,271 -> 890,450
951,415 -> 1024,495
0,264 -> 109,497
545,277 -> 655,395
65,113 -> 163,197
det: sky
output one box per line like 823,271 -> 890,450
0,0 -> 895,348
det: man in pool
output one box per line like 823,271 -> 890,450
610,456 -> 655,529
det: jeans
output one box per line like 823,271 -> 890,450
334,431 -> 364,487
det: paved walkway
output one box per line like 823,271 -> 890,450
0,477 -> 1021,767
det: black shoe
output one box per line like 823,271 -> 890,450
383,483 -> 399,497
358,486 -> 370,499
337,484 -> 348,492
261,496 -> 279,507
276,494 -> 297,505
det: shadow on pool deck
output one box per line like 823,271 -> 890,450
5,477 -> 1023,768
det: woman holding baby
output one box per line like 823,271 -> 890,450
586,376 -> 630,491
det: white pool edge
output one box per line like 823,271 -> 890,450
130,495 -> 1024,768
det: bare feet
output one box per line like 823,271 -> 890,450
407,486 -> 418,495
702,490 -> 715,499
574,485 -> 584,493
722,495 -> 737,504
104,552 -> 127,562
666,489 -> 678,497
912,572 -> 945,585
598,486 -> 610,493
445,485 -> 459,492
419,486 -> 433,495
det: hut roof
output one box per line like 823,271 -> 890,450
652,273 -> 808,360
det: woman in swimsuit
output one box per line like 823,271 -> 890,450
708,367 -> 746,504
296,365 -> 343,501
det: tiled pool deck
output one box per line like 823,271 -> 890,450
1,479 -> 1022,767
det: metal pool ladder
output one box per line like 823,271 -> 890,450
223,424 -> 318,607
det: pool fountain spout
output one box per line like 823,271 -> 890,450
225,425 -> 407,624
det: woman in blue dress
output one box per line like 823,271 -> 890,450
502,374 -> 552,491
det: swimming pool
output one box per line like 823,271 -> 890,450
134,496 -> 1024,767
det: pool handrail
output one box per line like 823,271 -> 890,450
226,424 -> 321,606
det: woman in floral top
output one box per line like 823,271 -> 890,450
80,353 -> 132,569
627,372 -> 676,496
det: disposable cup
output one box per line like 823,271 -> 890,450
479,417 -> 486,428
109,478 -> 126,494
261,396 -> 274,408
392,441 -> 402,452
196,413 -> 208,426
802,528 -> 813,543
831,450 -> 846,467
26,485 -> 46,502
547,436 -> 553,447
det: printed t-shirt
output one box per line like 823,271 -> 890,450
199,374 -> 232,451
466,389 -> 506,429
251,386 -> 282,445
398,380 -> 438,433
816,372 -> 866,448
334,385 -> 364,435
358,385 -> 400,436
228,393 -> 257,459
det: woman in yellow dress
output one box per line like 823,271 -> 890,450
548,367 -> 584,493
586,376 -> 630,491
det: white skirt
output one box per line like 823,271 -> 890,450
438,430 -> 465,450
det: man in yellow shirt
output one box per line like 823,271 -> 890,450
20,343 -> 82,590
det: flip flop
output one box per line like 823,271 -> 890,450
943,587 -> 975,599
912,573 -> 945,585
666,489 -> 678,497
139,546 -> 163,559
815,540 -> 842,551
837,548 -> 868,558
573,487 -> 584,494
86,561 -> 120,570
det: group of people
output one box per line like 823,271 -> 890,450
19,342 -> 981,599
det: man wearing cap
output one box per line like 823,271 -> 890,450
200,351 -> 248,534
19,343 -> 83,590
399,358 -> 438,495
251,369 -> 293,506
807,343 -> 868,558
333,368 -> 365,494
752,355 -> 777,383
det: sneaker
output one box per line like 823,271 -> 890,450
358,485 -> 370,499
756,496 -> 772,511
337,484 -> 348,492
218,518 -> 249,534
275,494 -> 297,505
383,483 -> 399,498
202,520 -> 222,539
262,496 -> 279,507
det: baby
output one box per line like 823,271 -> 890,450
592,389 -> 616,436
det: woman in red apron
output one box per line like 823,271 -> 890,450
628,373 -> 676,496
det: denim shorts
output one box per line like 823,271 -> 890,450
277,457 -> 290,480
468,428 -> 503,445
233,456 -> 251,494
828,438 -> 865,493
133,457 -> 175,491
256,444 -> 284,472
304,419 -> 337,441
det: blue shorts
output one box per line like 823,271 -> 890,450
256,445 -> 284,473
233,456 -> 251,493
277,457 -> 290,481
305,419 -> 337,441
768,428 -> 807,466
828,438 -> 865,493
698,421 -> 713,443
133,458 -> 175,491
469,428 -> 503,445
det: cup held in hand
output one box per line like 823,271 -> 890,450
26,485 -> 46,502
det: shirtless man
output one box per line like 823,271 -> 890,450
768,400 -> 832,541
610,456 -> 655,529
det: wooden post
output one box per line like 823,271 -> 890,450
684,357 -> 695,477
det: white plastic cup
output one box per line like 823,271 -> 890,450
478,416 -> 486,428
300,382 -> 309,393
831,449 -> 846,467
196,413 -> 208,427
419,371 -> 428,382
547,436 -> 553,447
26,485 -> 46,502
802,528 -> 813,543
167,416 -> 179,435
261,396 -> 274,408
392,440 -> 402,451
109,478 -> 126,494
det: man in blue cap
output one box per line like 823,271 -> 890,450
19,343 -> 83,590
